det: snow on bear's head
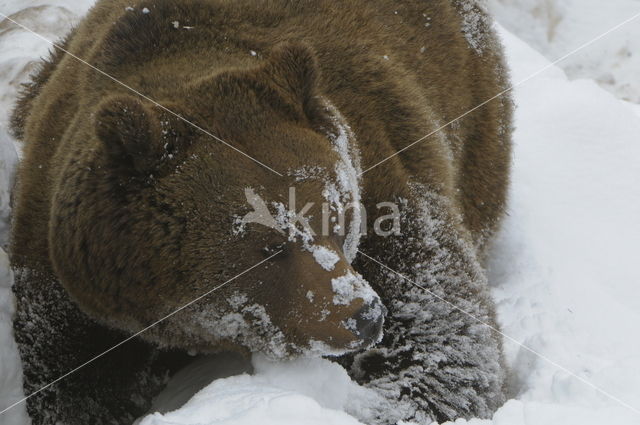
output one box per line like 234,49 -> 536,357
51,42 -> 384,359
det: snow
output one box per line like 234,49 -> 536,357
194,297 -> 293,360
321,101 -> 364,264
456,0 -> 492,54
0,130 -> 17,247
311,245 -> 340,271
139,354 -> 384,425
0,248 -> 28,425
331,271 -> 379,308
474,26 -> 640,424
488,0 -> 640,102
1,2 -> 640,425
288,165 -> 327,182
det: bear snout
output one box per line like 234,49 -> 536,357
349,299 -> 386,347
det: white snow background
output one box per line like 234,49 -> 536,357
1,1 -> 640,424
488,0 -> 640,103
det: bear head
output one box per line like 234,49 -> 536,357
49,42 -> 385,359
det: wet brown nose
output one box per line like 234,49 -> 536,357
351,299 -> 386,347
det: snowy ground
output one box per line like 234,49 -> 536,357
488,0 -> 640,102
1,2 -> 640,425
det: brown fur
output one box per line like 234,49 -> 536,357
10,0 -> 512,424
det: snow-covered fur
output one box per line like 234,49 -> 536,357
9,0 -> 512,424
11,267 -> 188,424
344,188 -> 506,423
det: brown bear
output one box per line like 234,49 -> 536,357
9,0 -> 512,424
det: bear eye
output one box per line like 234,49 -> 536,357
262,242 -> 287,258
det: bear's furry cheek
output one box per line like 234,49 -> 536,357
142,300 -> 298,359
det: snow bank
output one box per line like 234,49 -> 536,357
488,0 -> 640,102
0,129 -> 17,247
139,355 -> 383,425
0,0 -> 94,125
464,26 -> 640,425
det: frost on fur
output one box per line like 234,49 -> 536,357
343,186 -> 505,424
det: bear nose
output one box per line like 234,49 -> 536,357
351,299 -> 387,347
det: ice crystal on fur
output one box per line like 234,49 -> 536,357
345,185 -> 505,423
311,245 -> 340,271
321,101 -> 363,263
455,0 -> 492,54
331,271 -> 378,307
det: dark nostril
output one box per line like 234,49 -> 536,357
351,300 -> 386,346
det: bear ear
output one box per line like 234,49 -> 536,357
94,96 -> 164,174
261,42 -> 321,117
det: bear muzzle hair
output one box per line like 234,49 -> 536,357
264,237 -> 386,355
